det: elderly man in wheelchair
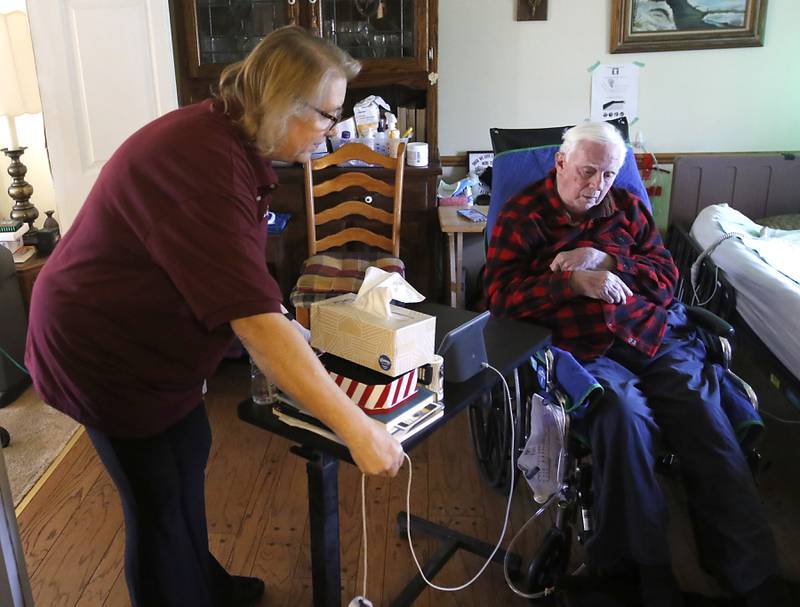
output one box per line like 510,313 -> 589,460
483,122 -> 788,607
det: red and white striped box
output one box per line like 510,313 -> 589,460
329,367 -> 418,414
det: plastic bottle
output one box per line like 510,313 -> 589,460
363,127 -> 376,151
250,357 -> 272,405
464,184 -> 474,206
388,128 -> 401,158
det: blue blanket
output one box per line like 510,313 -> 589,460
533,346 -> 763,448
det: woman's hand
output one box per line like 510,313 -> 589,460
570,270 -> 633,304
232,312 -> 405,477
344,418 -> 405,477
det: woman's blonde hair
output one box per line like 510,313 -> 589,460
217,26 -> 360,155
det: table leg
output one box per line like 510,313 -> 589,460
456,233 -> 464,308
448,233 -> 457,307
306,451 -> 341,607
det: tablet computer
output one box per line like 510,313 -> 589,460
436,310 -> 490,383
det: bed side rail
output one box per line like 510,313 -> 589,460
665,225 -> 737,322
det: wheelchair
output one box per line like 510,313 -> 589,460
468,265 -> 762,600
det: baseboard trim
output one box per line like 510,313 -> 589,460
15,426 -> 85,517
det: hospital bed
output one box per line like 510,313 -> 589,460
666,152 -> 800,410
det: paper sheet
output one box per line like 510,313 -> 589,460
590,63 -> 640,122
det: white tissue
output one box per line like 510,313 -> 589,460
351,267 -> 425,319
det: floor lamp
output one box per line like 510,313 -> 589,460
0,10 -> 41,240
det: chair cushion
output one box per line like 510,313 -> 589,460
290,250 -> 405,308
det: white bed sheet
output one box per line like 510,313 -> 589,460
691,204 -> 800,381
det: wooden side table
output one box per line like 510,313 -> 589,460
15,255 -> 48,314
437,205 -> 489,308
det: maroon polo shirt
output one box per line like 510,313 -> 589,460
25,100 -> 283,437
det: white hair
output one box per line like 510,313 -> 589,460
559,121 -> 628,163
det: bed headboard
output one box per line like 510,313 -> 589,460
668,153 -> 800,228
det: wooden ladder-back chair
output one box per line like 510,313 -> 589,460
290,142 -> 406,327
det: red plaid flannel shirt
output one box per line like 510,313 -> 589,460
486,170 -> 678,361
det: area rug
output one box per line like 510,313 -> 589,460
0,386 -> 79,506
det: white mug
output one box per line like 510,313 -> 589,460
418,354 -> 444,401
406,142 -> 429,167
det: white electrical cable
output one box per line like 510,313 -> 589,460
360,473 -> 368,598
356,362 -> 517,596
502,493 -> 560,599
406,362 -> 515,591
690,231 -> 745,306
501,393 -> 569,599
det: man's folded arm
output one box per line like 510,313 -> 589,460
610,201 -> 678,304
486,211 -> 576,321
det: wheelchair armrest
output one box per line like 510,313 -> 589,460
686,306 -> 735,340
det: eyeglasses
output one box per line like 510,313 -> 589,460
307,104 -> 341,130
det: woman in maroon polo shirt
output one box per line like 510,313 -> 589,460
25,27 -> 403,607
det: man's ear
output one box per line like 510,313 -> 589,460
554,151 -> 566,173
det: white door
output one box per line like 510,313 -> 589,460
26,0 -> 178,231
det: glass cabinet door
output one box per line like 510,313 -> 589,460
319,0 -> 428,71
193,0 -> 297,66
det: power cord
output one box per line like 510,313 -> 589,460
354,361 -> 517,601
690,231 -> 745,306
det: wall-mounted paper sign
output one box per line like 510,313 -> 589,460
590,63 -> 640,122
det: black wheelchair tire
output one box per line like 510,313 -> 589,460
468,377 -> 517,494
524,526 -> 572,594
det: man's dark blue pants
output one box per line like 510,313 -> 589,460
87,403 -> 233,607
581,306 -> 778,595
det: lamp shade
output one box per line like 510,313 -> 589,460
0,11 -> 41,118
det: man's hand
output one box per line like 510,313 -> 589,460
345,419 -> 405,477
550,247 -> 614,272
570,270 -> 633,304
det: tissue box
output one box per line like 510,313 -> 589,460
310,293 -> 435,377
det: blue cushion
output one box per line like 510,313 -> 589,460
486,145 -> 650,242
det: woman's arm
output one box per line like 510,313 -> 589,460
231,312 -> 404,477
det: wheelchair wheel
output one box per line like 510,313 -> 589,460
524,526 -> 572,594
468,375 -> 518,494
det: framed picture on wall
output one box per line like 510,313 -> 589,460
610,0 -> 768,53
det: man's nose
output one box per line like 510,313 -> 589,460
588,172 -> 603,191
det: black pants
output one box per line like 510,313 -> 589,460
87,403 -> 233,607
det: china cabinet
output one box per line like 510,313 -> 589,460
168,0 -> 443,301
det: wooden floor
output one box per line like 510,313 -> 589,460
17,354 -> 800,606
